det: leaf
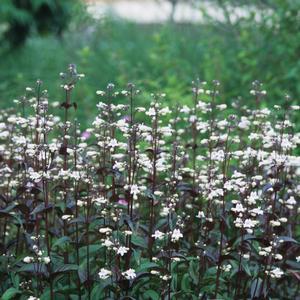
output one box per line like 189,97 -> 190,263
143,290 -> 159,300
181,273 -> 191,293
131,234 -> 147,249
18,263 -> 49,277
277,236 -> 299,244
262,183 -> 272,193
250,277 -> 262,299
288,270 -> 300,282
241,261 -> 252,277
68,216 -> 85,225
90,283 -> 110,300
40,289 -> 51,300
51,236 -> 71,250
9,273 -> 20,289
1,287 -> 21,300
0,204 -> 16,217
30,203 -> 53,215
53,264 -> 78,274
136,261 -> 158,272
78,264 -> 88,284
233,234 -> 257,247
188,260 -> 199,285
285,260 -> 300,269
171,273 -> 178,292
79,244 -> 103,258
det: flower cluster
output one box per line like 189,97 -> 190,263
0,70 -> 299,299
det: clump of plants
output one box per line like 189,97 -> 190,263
0,65 -> 300,300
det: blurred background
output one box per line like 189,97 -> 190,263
0,0 -> 299,124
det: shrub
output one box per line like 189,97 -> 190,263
0,66 -> 299,299
0,0 -> 80,47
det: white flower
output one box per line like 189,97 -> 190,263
61,215 -> 73,221
160,206 -> 170,217
122,268 -> 136,280
93,116 -> 105,128
117,246 -> 129,256
146,107 -> 156,116
130,184 -> 140,200
12,135 -> 27,145
171,229 -> 183,242
249,207 -> 263,216
196,211 -> 205,219
296,256 -> 300,262
23,256 -> 34,263
246,191 -> 260,205
108,138 -> 118,149
115,119 -> 128,132
98,268 -> 112,279
99,227 -> 112,234
279,217 -> 287,223
102,239 -> 113,248
159,107 -> 171,115
93,196 -> 107,205
152,230 -> 164,240
217,104 -> 227,110
270,220 -> 281,227
161,274 -> 171,281
286,196 -> 296,205
234,217 -> 243,228
77,200 -> 86,207
180,105 -> 190,113
231,203 -> 245,213
96,90 -> 105,96
43,256 -> 51,264
29,171 -> 42,183
221,264 -> 232,272
259,246 -> 272,256
291,105 -> 300,110
238,117 -> 251,129
243,219 -> 256,228
267,267 -> 284,278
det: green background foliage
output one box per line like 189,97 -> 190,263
0,0 -> 78,46
0,0 -> 299,125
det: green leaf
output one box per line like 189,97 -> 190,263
79,244 -> 103,258
181,273 -> 191,292
241,261 -> 252,277
171,273 -> 178,292
9,273 -> 20,289
40,289 -> 51,300
136,261 -> 158,272
277,236 -> 299,244
143,290 -> 159,300
53,264 -> 78,274
31,203 -> 53,215
18,263 -> 49,276
78,264 -> 88,284
188,259 -> 199,285
1,287 -> 21,300
131,234 -> 147,249
91,283 -> 106,300
251,278 -> 263,299
51,236 -> 71,250
286,260 -> 300,269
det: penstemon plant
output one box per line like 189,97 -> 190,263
0,65 -> 300,300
